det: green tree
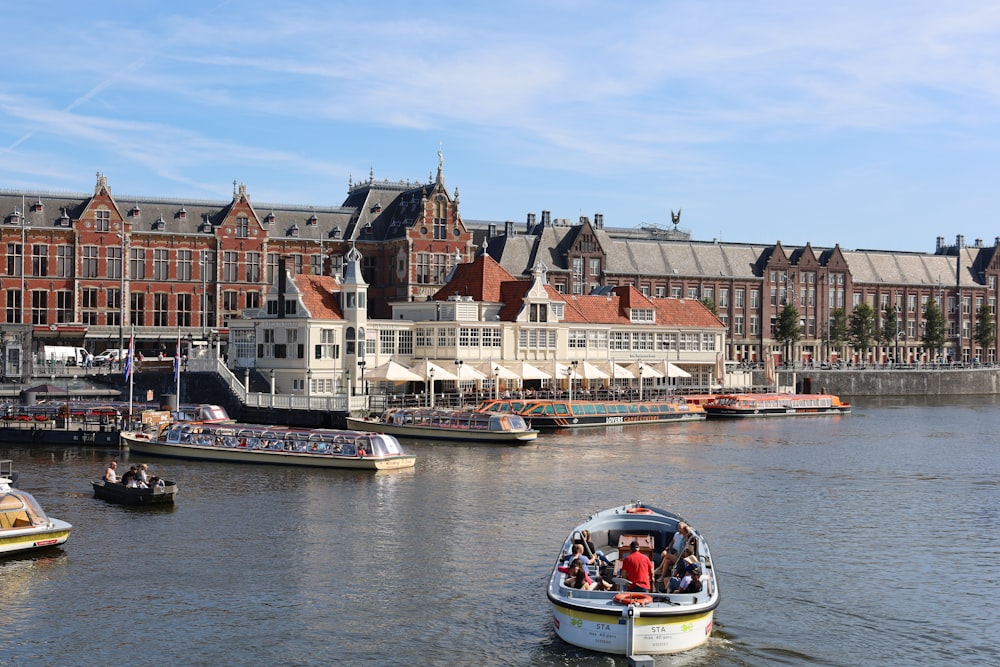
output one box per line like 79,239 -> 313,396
880,305 -> 900,361
922,298 -> 946,361
701,297 -> 719,317
848,303 -> 876,362
775,303 -> 801,362
828,307 -> 848,361
974,302 -> 995,360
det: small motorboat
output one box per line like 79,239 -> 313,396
547,502 -> 719,657
92,479 -> 178,506
0,460 -> 72,556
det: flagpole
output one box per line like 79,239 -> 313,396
127,326 -> 135,428
174,327 -> 181,405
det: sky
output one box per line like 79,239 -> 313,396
3,1 -> 1000,253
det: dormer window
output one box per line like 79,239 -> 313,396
307,214 -> 318,226
529,303 -> 548,322
266,212 -> 276,224
131,204 -> 141,217
550,303 -> 564,318
200,219 -> 213,233
153,216 -> 166,231
177,207 -> 187,220
330,226 -> 341,239
57,209 -> 71,227
630,308 -> 655,323
288,224 -> 300,237
32,200 -> 43,213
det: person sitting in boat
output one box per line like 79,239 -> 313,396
136,464 -> 153,489
619,540 -> 655,593
668,563 -> 703,594
655,523 -> 691,586
103,461 -> 119,483
560,559 -> 613,591
120,465 -> 139,487
573,530 -> 613,567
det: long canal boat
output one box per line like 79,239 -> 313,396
475,397 -> 705,429
346,407 -> 538,444
703,393 -> 851,417
548,502 -> 719,656
0,460 -> 73,556
121,422 -> 416,470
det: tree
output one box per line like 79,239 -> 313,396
974,302 -> 995,360
880,305 -> 899,362
922,298 -> 946,361
775,303 -> 801,363
701,297 -> 719,317
828,307 -> 848,361
848,303 -> 876,363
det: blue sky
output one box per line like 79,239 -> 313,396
3,1 -> 1000,252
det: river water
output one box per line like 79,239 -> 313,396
1,395 -> 997,666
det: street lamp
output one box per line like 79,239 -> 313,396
454,359 -> 464,407
117,232 -> 129,357
638,365 -> 644,402
568,360 -> 579,402
200,251 -> 209,337
429,368 -> 436,408
895,305 -> 902,367
493,365 -> 501,400
357,360 -> 366,397
269,368 -> 275,396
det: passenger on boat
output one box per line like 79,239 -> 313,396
668,563 -> 703,594
656,522 -> 691,583
120,465 -> 139,487
103,461 -> 118,483
619,541 -> 654,593
560,559 -> 614,591
573,530 -> 613,566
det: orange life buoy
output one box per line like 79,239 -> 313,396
614,592 -> 653,606
626,507 -> 654,515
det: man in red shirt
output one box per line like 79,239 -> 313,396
619,540 -> 654,592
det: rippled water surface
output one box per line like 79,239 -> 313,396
1,395 -> 998,666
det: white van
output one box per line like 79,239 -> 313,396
42,345 -> 89,366
94,349 -> 128,366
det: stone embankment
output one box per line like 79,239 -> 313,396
780,367 -> 1000,396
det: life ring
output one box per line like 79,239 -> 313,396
626,507 -> 654,515
614,592 -> 653,606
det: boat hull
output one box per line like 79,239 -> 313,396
532,411 -> 705,429
121,433 -> 416,470
551,601 -> 714,655
477,399 -> 706,430
0,519 -> 72,556
345,417 -> 537,443
92,480 -> 177,505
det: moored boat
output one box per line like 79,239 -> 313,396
92,479 -> 178,505
476,397 -> 705,429
121,422 -> 416,470
0,460 -> 72,556
703,392 -> 851,417
346,407 -> 538,443
548,502 -> 719,656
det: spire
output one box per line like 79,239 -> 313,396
436,145 -> 444,185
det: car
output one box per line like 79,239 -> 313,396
93,349 -> 127,366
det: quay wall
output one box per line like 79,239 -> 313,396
779,367 -> 1000,397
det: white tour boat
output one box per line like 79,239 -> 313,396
347,407 -> 538,444
0,461 -> 73,556
121,421 -> 416,471
547,502 -> 719,657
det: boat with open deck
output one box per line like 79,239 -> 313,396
346,407 -> 538,444
92,478 -> 178,506
476,397 -> 705,429
548,502 -> 719,657
0,460 -> 73,556
121,421 -> 416,470
703,392 -> 851,417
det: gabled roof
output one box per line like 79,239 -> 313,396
290,274 -> 344,320
432,253 -> 517,303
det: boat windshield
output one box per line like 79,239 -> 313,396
0,490 -> 48,528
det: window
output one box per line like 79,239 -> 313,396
153,249 -> 169,280
106,288 -> 121,327
529,303 -> 548,322
31,290 -> 48,325
5,289 -> 20,323
266,253 -> 280,284
95,209 -> 110,232
56,291 -> 73,323
223,291 -> 240,318
153,293 -> 169,327
177,250 -> 192,281
246,291 -> 260,311
671,286 -> 682,298
735,289 -> 744,308
750,315 -> 759,335
416,253 -> 430,284
6,244 -> 22,277
687,287 -> 698,300
568,330 -> 586,349
398,329 -> 413,355
572,258 -> 584,292
433,217 -> 447,240
655,286 -> 665,298
734,315 -> 744,335
130,292 -> 146,326
176,293 -> 192,327
246,253 -> 261,282
482,328 -> 501,348
82,287 -> 99,325
310,253 -> 323,276
223,252 -> 239,282
719,288 -> 728,308
130,248 -> 146,280
750,290 -> 760,309
82,246 -> 99,278
107,246 -> 122,280
236,216 -> 249,238
589,258 -> 601,277
432,254 -> 450,284
316,329 -> 338,359
380,329 -> 396,355
57,246 -> 73,278
31,245 -> 47,277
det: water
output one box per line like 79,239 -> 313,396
1,396 -> 998,666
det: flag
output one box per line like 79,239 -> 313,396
124,332 -> 135,381
173,334 -> 181,386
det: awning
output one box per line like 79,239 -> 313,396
502,361 -> 552,380
570,360 -> 610,380
453,363 -> 489,381
474,362 -> 520,380
363,360 -> 424,383
664,362 -> 691,378
626,361 -> 665,378
600,361 -> 635,379
411,359 -> 461,382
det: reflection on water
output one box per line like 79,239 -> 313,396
0,396 -> 998,665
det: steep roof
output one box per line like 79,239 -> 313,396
432,253 -> 517,302
291,274 -> 344,319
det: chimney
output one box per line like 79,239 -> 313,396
488,223 -> 497,238
504,220 -> 514,236
595,213 -> 603,229
936,236 -> 945,251
526,212 -> 536,233
541,210 -> 551,227
975,239 -> 983,248
957,234 -> 964,248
